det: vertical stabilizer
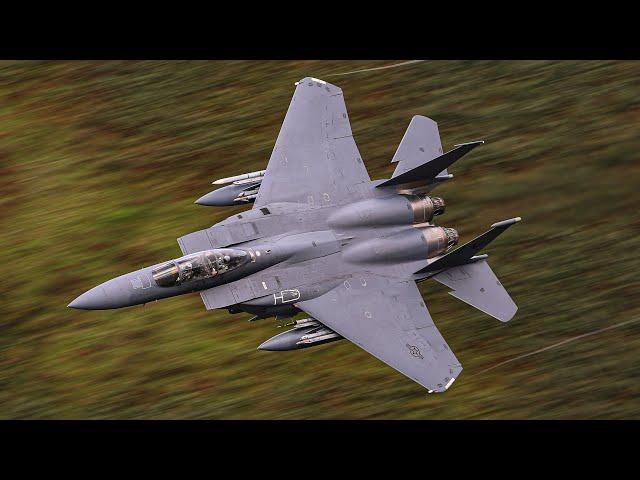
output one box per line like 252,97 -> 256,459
392,115 -> 444,177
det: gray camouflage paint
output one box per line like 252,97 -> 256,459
69,77 -> 520,393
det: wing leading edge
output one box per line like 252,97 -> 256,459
298,274 -> 462,393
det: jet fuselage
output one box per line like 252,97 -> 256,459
69,191 -> 456,314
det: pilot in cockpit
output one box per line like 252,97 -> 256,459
151,248 -> 249,287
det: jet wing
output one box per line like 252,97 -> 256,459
298,274 -> 462,393
254,77 -> 370,208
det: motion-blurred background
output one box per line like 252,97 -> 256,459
1,60 -> 638,418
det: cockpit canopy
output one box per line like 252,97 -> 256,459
152,248 -> 249,287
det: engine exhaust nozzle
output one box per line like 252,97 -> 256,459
443,227 -> 459,248
405,194 -> 446,223
418,225 -> 458,256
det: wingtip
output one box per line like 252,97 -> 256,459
453,140 -> 485,147
434,173 -> 454,182
296,76 -> 328,85
490,217 -> 522,229
295,77 -> 337,91
427,376 -> 457,395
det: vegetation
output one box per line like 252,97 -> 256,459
1,60 -> 638,418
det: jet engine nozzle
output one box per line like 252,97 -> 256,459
404,194 -> 446,223
417,225 -> 458,257
443,227 -> 459,248
431,196 -> 446,217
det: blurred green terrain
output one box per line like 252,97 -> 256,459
1,60 -> 639,419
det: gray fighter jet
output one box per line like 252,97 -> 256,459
69,77 -> 521,393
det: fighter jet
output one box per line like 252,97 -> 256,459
69,77 -> 521,393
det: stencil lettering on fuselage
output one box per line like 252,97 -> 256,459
273,289 -> 301,305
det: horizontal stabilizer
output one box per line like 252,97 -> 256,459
377,140 -> 484,188
432,260 -> 517,322
418,217 -> 521,274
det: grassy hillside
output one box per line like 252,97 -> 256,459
1,60 -> 638,418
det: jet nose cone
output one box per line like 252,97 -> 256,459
68,285 -> 110,310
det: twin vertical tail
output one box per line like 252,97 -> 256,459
386,115 -> 519,322
377,115 -> 483,189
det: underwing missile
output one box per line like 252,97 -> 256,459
195,181 -> 260,206
197,169 -> 265,206
257,318 -> 343,351
212,170 -> 266,185
234,192 -> 258,203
